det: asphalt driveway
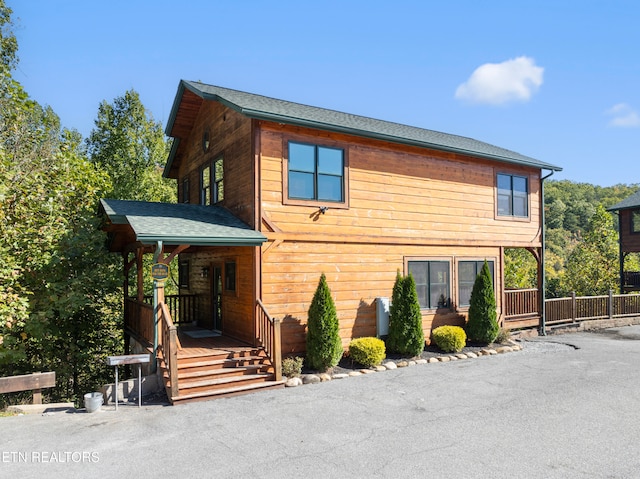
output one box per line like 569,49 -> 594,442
2,326 -> 640,478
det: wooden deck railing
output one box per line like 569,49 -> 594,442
159,302 -> 180,400
143,294 -> 197,326
505,289 -> 640,329
256,299 -> 282,381
125,298 -> 154,345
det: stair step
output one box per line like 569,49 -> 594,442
171,380 -> 286,404
178,373 -> 273,391
177,356 -> 267,371
177,349 -> 265,362
176,365 -> 268,380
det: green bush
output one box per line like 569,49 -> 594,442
466,260 -> 499,344
386,272 -> 425,357
348,337 -> 386,367
306,273 -> 343,371
432,326 -> 467,353
281,356 -> 304,378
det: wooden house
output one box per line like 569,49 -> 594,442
608,190 -> 640,292
100,80 -> 562,403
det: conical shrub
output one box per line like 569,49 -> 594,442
306,273 -> 343,371
465,260 -> 499,344
387,271 -> 425,357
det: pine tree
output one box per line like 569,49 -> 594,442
466,260 -> 499,344
306,274 -> 343,371
387,272 -> 425,357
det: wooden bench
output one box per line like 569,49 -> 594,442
0,372 -> 56,404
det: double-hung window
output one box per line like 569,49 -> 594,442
497,173 -> 528,218
458,260 -> 494,307
408,260 -> 451,309
200,157 -> 224,205
632,210 -> 640,234
288,142 -> 344,202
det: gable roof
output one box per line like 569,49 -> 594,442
164,80 -> 562,177
99,199 -> 267,251
608,190 -> 640,212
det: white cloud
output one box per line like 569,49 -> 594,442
606,103 -> 640,127
455,56 -> 544,105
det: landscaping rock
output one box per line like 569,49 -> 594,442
374,365 -> 387,372
428,357 -> 439,364
415,359 -> 427,365
360,369 -> 375,374
332,373 -> 349,379
383,362 -> 397,370
437,356 -> 450,362
408,360 -> 417,366
319,373 -> 332,382
466,352 -> 478,359
396,360 -> 409,368
348,371 -> 363,377
302,374 -> 321,384
285,377 -> 303,387
455,354 -> 467,360
495,346 -> 513,354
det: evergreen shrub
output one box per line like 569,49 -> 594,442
431,325 -> 467,353
281,356 -> 304,378
348,337 -> 386,367
465,260 -> 499,344
386,272 -> 425,357
305,273 -> 343,371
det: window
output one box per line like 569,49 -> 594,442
181,178 -> 190,204
458,260 -> 494,307
200,157 -> 224,205
200,165 -> 211,205
178,260 -> 190,289
288,142 -> 344,202
497,173 -> 528,217
408,261 -> 450,309
632,210 -> 640,234
224,261 -> 236,292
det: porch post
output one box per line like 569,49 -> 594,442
152,241 -> 164,373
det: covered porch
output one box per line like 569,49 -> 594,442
100,199 -> 284,404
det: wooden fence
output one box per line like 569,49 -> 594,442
504,289 -> 640,329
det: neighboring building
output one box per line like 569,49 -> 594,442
100,80 -> 562,403
608,190 -> 640,293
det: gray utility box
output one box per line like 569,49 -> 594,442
376,297 -> 390,337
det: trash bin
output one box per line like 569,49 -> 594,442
84,392 -> 103,413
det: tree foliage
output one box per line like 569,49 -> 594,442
306,274 -> 343,371
387,272 -> 425,357
466,261 -> 499,344
86,89 -> 175,203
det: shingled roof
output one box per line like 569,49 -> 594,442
164,80 -> 562,176
99,199 -> 266,251
608,190 -> 640,212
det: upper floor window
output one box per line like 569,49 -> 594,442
200,157 -> 224,205
632,210 -> 640,233
497,173 -> 528,218
408,260 -> 451,309
181,178 -> 190,204
288,142 -> 344,202
458,260 -> 494,307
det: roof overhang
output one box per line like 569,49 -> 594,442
99,199 -> 267,252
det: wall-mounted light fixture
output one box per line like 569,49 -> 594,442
200,267 -> 209,278
319,206 -> 329,214
202,131 -> 210,153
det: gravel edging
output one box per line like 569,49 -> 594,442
284,341 -> 523,387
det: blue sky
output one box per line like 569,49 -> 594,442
11,0 -> 640,186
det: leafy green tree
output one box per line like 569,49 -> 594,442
564,205 -> 619,296
86,89 -> 175,203
466,261 -> 499,344
387,272 -> 425,357
504,249 -> 537,289
306,274 -> 343,371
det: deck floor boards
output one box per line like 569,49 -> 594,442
176,330 -> 256,358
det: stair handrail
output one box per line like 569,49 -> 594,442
159,301 -> 179,399
256,299 -> 282,381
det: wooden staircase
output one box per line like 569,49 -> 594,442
159,345 -> 285,405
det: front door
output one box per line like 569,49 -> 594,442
211,264 -> 223,331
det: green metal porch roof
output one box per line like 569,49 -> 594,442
164,80 -> 562,176
608,190 -> 640,212
99,199 -> 266,248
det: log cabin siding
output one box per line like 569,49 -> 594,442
259,124 -> 542,248
176,102 -> 255,227
619,209 -> 640,252
257,122 -> 524,353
